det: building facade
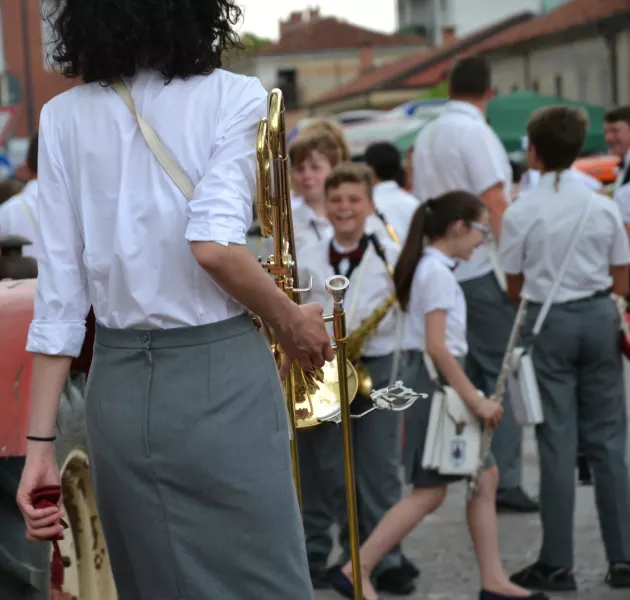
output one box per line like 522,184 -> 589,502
0,0 -> 77,164
396,0 -> 541,44
228,8 -> 426,115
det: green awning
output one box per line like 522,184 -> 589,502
487,90 -> 607,154
390,91 -> 608,158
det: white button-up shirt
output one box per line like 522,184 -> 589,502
412,101 -> 512,283
0,179 -> 40,259
299,235 -> 401,357
365,180 -> 418,245
500,171 -> 630,304
520,167 -> 602,194
402,246 -> 467,357
26,69 -> 268,357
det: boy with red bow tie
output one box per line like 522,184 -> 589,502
296,162 -> 419,596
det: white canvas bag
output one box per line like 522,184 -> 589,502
507,196 -> 594,426
421,353 -> 481,476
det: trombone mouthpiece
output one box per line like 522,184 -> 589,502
325,275 -> 350,304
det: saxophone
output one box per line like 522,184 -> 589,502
345,236 -> 399,397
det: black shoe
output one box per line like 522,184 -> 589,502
309,563 -> 334,589
496,487 -> 539,513
577,454 -> 592,485
331,569 -> 381,600
510,562 -> 577,592
480,590 -> 549,599
374,566 -> 416,595
606,562 -> 630,588
400,554 -> 420,579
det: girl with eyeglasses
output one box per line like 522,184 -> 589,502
333,191 -> 546,600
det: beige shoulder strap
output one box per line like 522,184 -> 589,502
111,78 -> 195,201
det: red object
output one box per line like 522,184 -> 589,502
31,485 -> 68,589
622,312 -> 630,359
0,277 -> 95,457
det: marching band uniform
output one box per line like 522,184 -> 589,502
413,100 -> 534,510
298,233 -> 405,584
401,246 -> 494,484
501,172 -> 630,589
26,71 -> 313,600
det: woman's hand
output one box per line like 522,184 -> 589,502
473,397 -> 503,430
16,444 -> 64,542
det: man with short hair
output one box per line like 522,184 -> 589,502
605,106 -> 630,238
412,56 -> 538,513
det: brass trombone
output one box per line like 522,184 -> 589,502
255,89 -> 363,599
255,89 -> 424,599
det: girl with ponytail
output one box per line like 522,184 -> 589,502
333,191 -> 545,600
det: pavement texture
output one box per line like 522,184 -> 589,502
314,364 -> 630,600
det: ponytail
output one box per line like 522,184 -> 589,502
394,191 -> 485,311
394,202 -> 429,311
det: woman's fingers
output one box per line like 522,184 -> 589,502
26,523 -> 64,542
29,509 -> 65,530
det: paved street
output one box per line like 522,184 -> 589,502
315,364 -> 630,600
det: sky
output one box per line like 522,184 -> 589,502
235,1 -> 397,40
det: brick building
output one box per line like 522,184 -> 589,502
0,0 -> 77,165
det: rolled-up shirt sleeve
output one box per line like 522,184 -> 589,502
26,103 -> 90,357
185,79 -> 268,246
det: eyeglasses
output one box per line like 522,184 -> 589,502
470,222 -> 491,239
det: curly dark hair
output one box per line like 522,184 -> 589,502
43,0 -> 245,84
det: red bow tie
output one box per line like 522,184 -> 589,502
329,244 -> 365,266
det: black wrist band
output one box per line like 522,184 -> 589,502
26,435 -> 56,442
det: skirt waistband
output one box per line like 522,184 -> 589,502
95,312 -> 255,350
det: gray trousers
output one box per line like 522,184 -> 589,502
0,458 -> 51,600
298,354 -> 404,574
524,295 -> 630,568
460,271 -> 523,490
87,314 -> 313,600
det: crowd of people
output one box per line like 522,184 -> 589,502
2,1 -> 630,599
247,56 -> 630,600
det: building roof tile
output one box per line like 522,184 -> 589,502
258,17 -> 424,56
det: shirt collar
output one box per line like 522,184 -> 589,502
332,237 -> 361,253
445,100 -> 485,122
374,181 -> 399,194
301,203 -> 329,224
424,245 -> 457,269
537,170 -> 572,190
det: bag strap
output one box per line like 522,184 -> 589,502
111,78 -> 195,201
532,195 -> 595,336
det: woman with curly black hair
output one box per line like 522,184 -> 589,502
15,2 -> 330,599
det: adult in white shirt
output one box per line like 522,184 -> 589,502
15,4 -> 332,599
412,57 -> 537,513
364,141 -> 419,244
605,107 -> 630,238
0,134 -> 39,259
501,106 -> 630,591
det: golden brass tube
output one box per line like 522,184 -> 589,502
326,275 -> 362,600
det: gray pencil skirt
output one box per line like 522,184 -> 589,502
402,351 -> 495,488
84,313 -> 313,600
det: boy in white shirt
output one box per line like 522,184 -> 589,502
297,162 -> 418,595
501,106 -> 630,592
289,130 -> 343,253
364,141 -> 418,245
